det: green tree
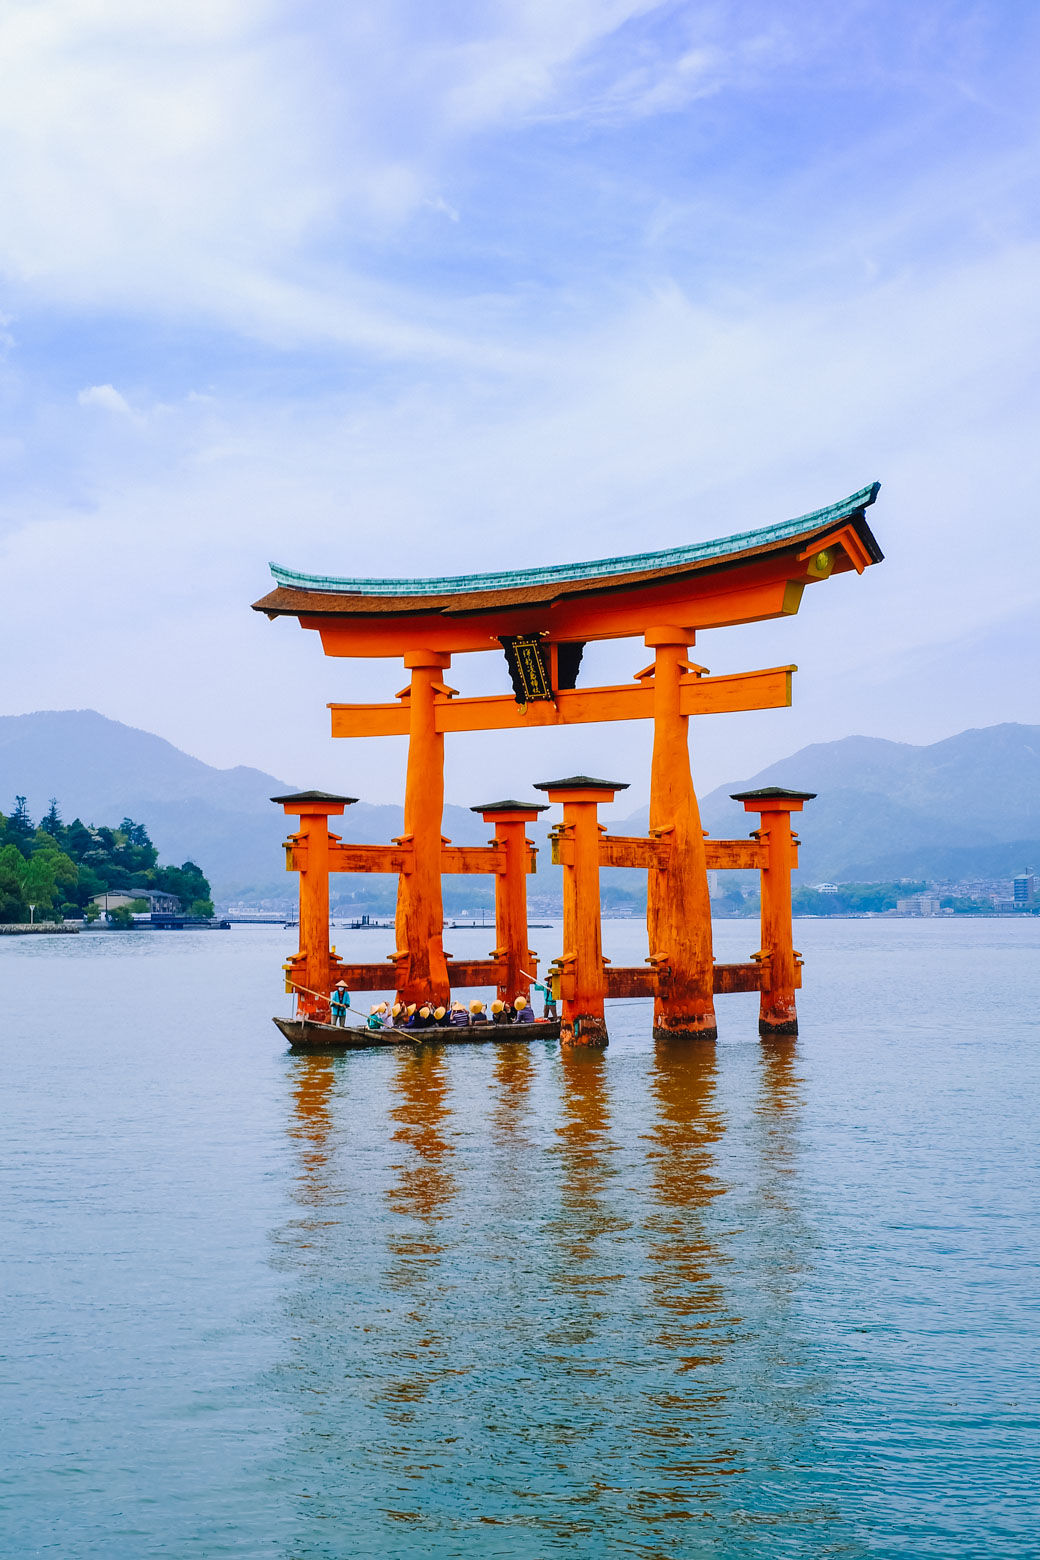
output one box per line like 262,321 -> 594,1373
19,852 -> 59,918
7,796 -> 33,845
40,799 -> 63,839
0,843 -> 27,922
107,905 -> 136,929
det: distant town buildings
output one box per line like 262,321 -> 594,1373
814,882 -> 839,894
1013,872 -> 1035,906
896,895 -> 943,916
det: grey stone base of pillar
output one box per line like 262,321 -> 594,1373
759,1016 -> 798,1037
652,1022 -> 718,1042
562,1016 -> 609,1047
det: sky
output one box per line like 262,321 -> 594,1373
0,0 -> 1038,809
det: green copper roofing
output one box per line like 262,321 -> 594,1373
269,482 -> 879,598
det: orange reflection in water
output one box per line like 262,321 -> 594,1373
547,1047 -> 627,1318
491,1039 -> 536,1142
635,1038 -> 742,1495
380,1046 -> 462,1424
286,1054 -> 338,1209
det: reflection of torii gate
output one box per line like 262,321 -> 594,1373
255,483 -> 882,1043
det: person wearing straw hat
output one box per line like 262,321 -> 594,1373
432,1006 -> 447,1027
330,981 -> 351,1027
512,995 -> 534,1024
469,999 -> 488,1024
490,999 -> 509,1025
449,1001 -> 469,1028
366,1002 -> 386,1031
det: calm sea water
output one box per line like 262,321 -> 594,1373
2,918 -> 1038,1558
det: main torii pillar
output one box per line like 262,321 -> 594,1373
645,627 -> 717,1040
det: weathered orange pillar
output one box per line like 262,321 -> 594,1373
472,800 -> 547,1004
396,651 -> 451,1008
536,775 -> 627,1047
645,628 -> 717,1040
273,790 -> 356,1019
732,787 -> 815,1036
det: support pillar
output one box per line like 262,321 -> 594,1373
471,800 -> 548,1003
535,776 -> 628,1047
273,789 -> 357,1019
732,786 -> 815,1036
645,628 -> 717,1040
396,650 -> 451,1008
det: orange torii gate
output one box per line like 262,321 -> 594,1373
254,483 -> 882,1042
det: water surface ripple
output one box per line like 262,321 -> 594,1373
2,918 -> 1038,1556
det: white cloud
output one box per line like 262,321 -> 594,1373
77,384 -> 139,419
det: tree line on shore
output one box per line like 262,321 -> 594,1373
0,797 -> 213,924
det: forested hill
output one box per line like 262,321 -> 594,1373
0,798 -> 212,923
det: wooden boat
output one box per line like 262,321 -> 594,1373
394,1018 -> 562,1045
273,1015 -> 561,1052
272,1015 -> 417,1051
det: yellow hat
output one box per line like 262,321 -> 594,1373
419,1005 -> 431,1018
514,996 -> 527,1010
392,1003 -> 402,1017
491,1000 -> 504,1013
433,1006 -> 446,1021
406,1003 -> 417,1016
469,1000 -> 484,1014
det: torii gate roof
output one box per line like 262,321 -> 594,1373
252,482 -> 882,656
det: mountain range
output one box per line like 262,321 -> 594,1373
1,710 -> 1036,899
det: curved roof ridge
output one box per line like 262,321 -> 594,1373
269,482 -> 879,598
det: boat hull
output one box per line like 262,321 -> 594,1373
273,1015 -> 561,1051
272,1016 -> 416,1051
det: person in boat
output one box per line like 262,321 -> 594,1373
417,1004 -> 438,1028
469,1000 -> 489,1024
391,1002 -> 404,1026
404,1003 -> 419,1027
490,999 -> 510,1025
330,981 -> 351,1027
512,995 -> 535,1024
531,980 -> 557,1019
432,1006 -> 447,1027
448,1001 -> 470,1028
366,1003 -> 386,1031
380,1004 -> 395,1030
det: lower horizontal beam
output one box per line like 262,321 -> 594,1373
704,840 -> 766,871
323,959 -> 509,991
712,962 -> 765,994
605,966 -> 658,997
604,962 -> 768,998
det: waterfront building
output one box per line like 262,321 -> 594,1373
91,888 -> 182,915
1013,872 -> 1035,906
